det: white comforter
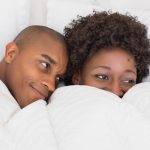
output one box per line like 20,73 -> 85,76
48,85 -> 150,150
0,80 -> 20,150
1,81 -> 150,150
0,80 -> 57,150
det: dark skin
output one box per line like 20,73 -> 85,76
72,48 -> 137,97
0,26 -> 68,108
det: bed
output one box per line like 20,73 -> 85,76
0,0 -> 150,150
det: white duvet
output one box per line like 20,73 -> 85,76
1,82 -> 150,150
48,84 -> 150,150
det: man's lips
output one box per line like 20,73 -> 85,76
32,87 -> 45,100
31,86 -> 48,100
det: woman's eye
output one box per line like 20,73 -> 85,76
56,77 -> 60,82
123,79 -> 136,85
56,76 -> 64,83
96,74 -> 109,80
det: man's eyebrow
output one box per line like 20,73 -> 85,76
41,54 -> 57,65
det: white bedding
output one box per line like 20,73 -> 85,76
47,84 -> 150,150
0,1 -> 150,149
1,83 -> 150,150
123,82 -> 150,119
7,100 -> 57,150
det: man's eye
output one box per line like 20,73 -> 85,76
96,74 -> 109,80
41,62 -> 50,69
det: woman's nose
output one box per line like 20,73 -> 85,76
106,82 -> 124,97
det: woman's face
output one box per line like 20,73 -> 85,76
72,48 -> 137,97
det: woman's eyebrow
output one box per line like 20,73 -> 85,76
41,54 -> 57,66
96,66 -> 111,70
125,69 -> 137,75
96,66 -> 137,75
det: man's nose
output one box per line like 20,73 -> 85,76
42,76 -> 56,92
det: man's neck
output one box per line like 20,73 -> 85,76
0,59 -> 5,81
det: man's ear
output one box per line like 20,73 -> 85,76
4,42 -> 19,63
72,71 -> 81,85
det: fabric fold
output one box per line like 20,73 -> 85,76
7,100 -> 58,150
48,85 -> 150,150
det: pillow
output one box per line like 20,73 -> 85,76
46,0 -> 150,34
46,0 -> 103,34
47,85 -> 150,150
0,0 -> 30,60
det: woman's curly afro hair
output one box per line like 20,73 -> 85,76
64,11 -> 150,85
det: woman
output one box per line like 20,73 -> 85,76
64,11 -> 150,97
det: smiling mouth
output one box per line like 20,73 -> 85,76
31,86 -> 47,100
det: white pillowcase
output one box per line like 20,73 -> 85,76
0,0 -> 30,60
46,0 -> 102,34
46,0 -> 150,34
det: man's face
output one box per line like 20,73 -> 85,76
4,35 -> 68,108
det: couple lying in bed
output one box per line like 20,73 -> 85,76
0,11 -> 150,150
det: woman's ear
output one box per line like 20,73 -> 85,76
72,71 -> 81,85
4,42 -> 19,63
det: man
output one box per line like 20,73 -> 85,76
0,26 -> 68,148
0,25 -> 68,123
0,25 -> 68,108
